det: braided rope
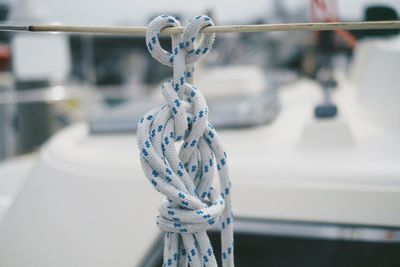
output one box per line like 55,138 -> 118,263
137,15 -> 234,267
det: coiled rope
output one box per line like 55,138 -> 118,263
137,15 -> 234,267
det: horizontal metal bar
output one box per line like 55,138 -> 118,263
0,20 -> 398,35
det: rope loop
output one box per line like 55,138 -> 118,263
145,15 -> 182,67
138,15 -> 234,267
181,15 -> 215,65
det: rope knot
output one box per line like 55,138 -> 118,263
138,15 -> 234,266
146,15 -> 214,141
157,189 -> 225,234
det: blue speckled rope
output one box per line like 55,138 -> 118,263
137,15 -> 234,267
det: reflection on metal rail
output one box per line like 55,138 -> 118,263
231,217 -> 400,243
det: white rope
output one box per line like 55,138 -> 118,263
137,15 -> 234,267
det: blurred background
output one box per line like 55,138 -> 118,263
0,0 -> 399,266
0,0 -> 398,158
